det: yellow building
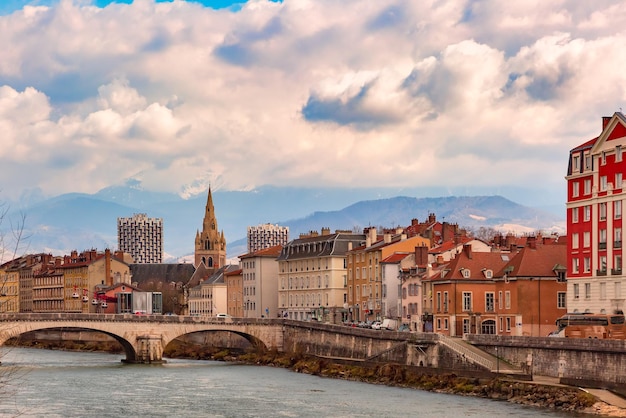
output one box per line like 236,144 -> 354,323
0,266 -> 19,312
277,229 -> 366,324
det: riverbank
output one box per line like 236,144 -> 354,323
6,338 -> 625,416
163,341 -> 624,417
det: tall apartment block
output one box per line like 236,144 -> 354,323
117,213 -> 163,264
247,223 -> 289,253
566,112 -> 626,314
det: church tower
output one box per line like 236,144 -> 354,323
194,187 -> 227,270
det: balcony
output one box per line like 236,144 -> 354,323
611,268 -> 622,275
615,241 -> 622,249
596,269 -> 607,276
599,242 -> 607,250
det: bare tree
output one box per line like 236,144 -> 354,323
0,199 -> 30,403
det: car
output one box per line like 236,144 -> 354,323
371,321 -> 383,330
398,324 -> 411,332
216,313 -> 231,318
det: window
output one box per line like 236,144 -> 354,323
498,291 -> 503,309
585,155 -> 592,170
572,207 -> 579,223
485,292 -> 494,312
557,292 -> 566,309
436,292 -> 441,312
572,258 -> 579,274
505,291 -> 511,309
600,255 -> 607,272
616,228 -> 622,248
585,283 -> 591,299
462,269 -> 470,278
584,257 -> 591,273
443,291 -> 449,312
573,283 -> 579,299
600,202 -> 607,220
600,176 -> 608,191
617,145 -> 623,162
462,292 -> 472,311
616,201 -> 623,219
436,318 -> 441,330
506,317 -> 511,331
572,154 -> 580,171
584,205 -> 591,221
600,282 -> 606,300
617,173 -> 623,189
584,179 -> 592,194
571,233 -> 579,249
583,231 -> 591,248
615,255 -> 622,273
602,151 -> 607,165
444,318 -> 449,330
600,229 -> 607,248
572,182 -> 579,197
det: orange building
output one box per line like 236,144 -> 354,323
225,267 -> 243,318
426,238 -> 567,337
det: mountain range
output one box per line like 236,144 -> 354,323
3,183 -> 565,263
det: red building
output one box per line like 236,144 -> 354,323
566,112 -> 626,314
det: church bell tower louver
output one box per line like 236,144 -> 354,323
194,187 -> 227,271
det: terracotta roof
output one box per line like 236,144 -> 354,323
496,244 -> 566,278
239,244 -> 283,259
428,250 -> 510,282
381,253 -> 411,263
428,237 -> 471,254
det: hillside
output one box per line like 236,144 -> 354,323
5,187 -> 564,261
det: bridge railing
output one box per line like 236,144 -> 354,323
0,313 -> 287,325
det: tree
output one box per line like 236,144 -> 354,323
0,200 -> 29,402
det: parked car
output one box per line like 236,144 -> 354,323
216,313 -> 231,318
371,321 -> 382,330
398,323 -> 411,332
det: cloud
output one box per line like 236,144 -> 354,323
0,0 -> 625,206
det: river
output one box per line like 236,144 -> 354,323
0,347 -> 593,417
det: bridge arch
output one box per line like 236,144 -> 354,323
0,323 -> 140,363
0,314 -> 285,364
161,329 -> 267,355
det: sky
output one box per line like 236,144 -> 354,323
1,0 -> 625,206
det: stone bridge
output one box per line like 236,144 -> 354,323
0,313 -> 285,363
0,313 -> 443,366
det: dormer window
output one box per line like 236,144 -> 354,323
483,269 -> 493,279
460,268 -> 470,278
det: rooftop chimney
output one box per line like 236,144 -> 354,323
463,243 -> 472,259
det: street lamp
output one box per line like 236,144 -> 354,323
495,346 -> 500,376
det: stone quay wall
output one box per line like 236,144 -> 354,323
466,334 -> 626,395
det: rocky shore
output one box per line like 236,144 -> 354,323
164,342 -> 621,416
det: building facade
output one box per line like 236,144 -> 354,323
239,245 -> 282,318
247,223 -> 289,253
346,227 -> 430,322
277,229 -> 365,323
117,213 -> 163,264
566,112 -> 626,314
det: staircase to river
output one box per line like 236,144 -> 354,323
438,334 -> 523,374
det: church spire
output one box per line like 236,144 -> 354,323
194,187 -> 227,270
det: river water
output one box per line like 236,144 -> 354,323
0,347 -> 592,418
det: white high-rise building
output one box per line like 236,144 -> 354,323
247,223 -> 289,253
117,213 -> 163,264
